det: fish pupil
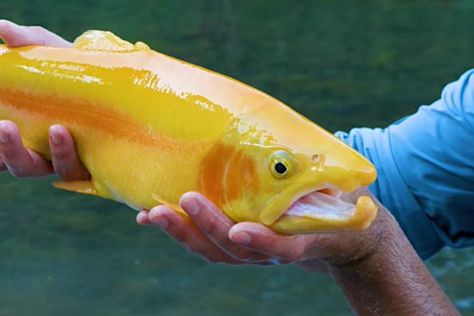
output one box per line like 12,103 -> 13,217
275,162 -> 287,175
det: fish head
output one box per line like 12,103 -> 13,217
200,101 -> 378,235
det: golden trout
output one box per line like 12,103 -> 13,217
0,30 -> 378,234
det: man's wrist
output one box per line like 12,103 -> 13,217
327,218 -> 459,315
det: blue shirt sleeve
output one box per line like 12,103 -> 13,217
335,69 -> 474,260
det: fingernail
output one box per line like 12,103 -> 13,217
136,212 -> 148,225
49,128 -> 62,145
151,216 -> 169,229
182,198 -> 200,216
231,232 -> 252,245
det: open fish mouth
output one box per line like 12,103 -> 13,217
270,186 -> 377,234
284,187 -> 355,221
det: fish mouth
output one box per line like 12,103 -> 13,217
284,187 -> 354,220
269,186 -> 378,234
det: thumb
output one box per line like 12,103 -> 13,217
0,20 -> 71,48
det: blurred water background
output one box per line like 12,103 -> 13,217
1,1 -> 474,315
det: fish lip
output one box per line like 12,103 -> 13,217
259,184 -> 341,226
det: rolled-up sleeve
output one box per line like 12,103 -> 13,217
336,69 -> 474,260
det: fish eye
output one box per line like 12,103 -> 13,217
270,151 -> 293,179
274,162 -> 287,175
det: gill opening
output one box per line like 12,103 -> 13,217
221,146 -> 238,217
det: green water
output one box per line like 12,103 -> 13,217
1,1 -> 474,315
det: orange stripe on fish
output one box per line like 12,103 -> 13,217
0,87 -> 181,151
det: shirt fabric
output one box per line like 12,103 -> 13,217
336,69 -> 474,260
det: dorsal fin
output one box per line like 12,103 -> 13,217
73,30 -> 150,52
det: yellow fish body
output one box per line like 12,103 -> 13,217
0,31 -> 377,234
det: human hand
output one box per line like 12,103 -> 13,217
0,20 -> 89,180
137,187 -> 398,272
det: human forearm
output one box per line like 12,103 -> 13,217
138,186 -> 459,315
329,218 -> 458,316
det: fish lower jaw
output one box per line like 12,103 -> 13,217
270,187 -> 378,234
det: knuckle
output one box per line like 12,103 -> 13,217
164,222 -> 191,245
30,25 -> 45,32
0,20 -> 12,33
54,165 -> 69,176
202,218 -> 218,235
53,150 -> 71,161
28,26 -> 48,45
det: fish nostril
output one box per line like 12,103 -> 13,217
312,154 -> 325,165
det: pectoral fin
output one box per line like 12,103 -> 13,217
53,180 -> 112,200
73,30 -> 150,52
151,193 -> 185,216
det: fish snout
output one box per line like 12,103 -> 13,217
312,159 -> 377,193
339,168 -> 377,192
